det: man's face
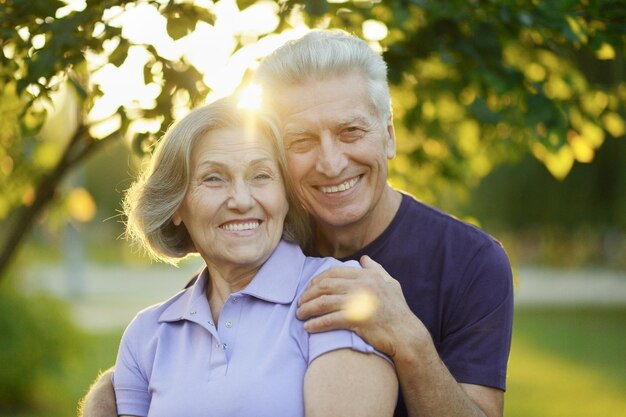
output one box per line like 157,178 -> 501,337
274,72 -> 395,231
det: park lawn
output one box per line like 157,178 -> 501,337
2,307 -> 625,417
0,330 -> 123,417
505,306 -> 626,417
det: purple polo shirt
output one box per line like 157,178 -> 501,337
113,240 -> 381,417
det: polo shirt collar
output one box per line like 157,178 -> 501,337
239,240 -> 305,304
159,240 -> 305,323
158,267 -> 211,323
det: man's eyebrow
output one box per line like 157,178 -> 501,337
337,115 -> 371,128
283,128 -> 312,137
283,116 -> 372,136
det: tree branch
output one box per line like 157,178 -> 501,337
0,126 -> 119,281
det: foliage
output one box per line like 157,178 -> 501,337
0,286 -> 85,414
0,0 -> 625,278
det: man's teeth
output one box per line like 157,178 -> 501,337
222,221 -> 259,232
320,177 -> 359,194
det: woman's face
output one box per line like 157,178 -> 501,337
173,126 -> 289,278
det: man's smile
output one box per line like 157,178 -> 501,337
318,176 -> 361,194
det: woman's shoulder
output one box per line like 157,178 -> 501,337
297,255 -> 361,289
123,288 -> 189,336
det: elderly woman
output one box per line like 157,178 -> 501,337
113,97 -> 397,417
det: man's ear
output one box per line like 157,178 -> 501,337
385,116 -> 396,159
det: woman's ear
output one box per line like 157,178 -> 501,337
172,212 -> 182,226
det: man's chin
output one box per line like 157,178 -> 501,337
312,207 -> 366,229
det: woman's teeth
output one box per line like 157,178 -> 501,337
222,221 -> 259,231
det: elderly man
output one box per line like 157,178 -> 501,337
82,30 -> 513,417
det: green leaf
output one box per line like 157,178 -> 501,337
109,38 -> 129,67
166,15 -> 196,40
304,0 -> 329,18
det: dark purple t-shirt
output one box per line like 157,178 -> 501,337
315,193 -> 514,417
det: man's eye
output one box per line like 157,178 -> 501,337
287,138 -> 315,152
341,126 -> 365,141
343,126 -> 362,134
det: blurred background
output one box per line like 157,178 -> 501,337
1,0 -> 625,416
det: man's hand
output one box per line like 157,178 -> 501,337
297,256 -> 503,417
78,368 -> 117,417
297,255 -> 426,359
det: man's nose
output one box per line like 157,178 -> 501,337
227,180 -> 254,211
315,136 -> 347,177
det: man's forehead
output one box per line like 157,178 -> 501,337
281,112 -> 373,132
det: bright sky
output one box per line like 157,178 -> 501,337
79,0 -> 308,136
55,0 -> 387,138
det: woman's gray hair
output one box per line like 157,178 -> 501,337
254,29 -> 391,121
123,96 -> 310,264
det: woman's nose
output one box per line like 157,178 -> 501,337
227,181 -> 254,211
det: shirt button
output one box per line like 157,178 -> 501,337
225,321 -> 232,328
208,321 -> 214,326
223,343 -> 228,349
232,297 -> 238,303
215,343 -> 220,348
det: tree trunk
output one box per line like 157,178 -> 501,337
0,127 -> 116,281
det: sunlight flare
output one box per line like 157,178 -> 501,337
238,83 -> 263,110
343,290 -> 379,323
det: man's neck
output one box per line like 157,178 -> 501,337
315,188 -> 402,259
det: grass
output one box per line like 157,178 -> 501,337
0,330 -> 122,417
505,306 -> 626,417
2,307 -> 625,417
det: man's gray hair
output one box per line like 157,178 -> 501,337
123,97 -> 310,264
255,29 -> 391,121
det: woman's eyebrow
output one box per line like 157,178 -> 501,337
248,157 -> 275,167
195,160 -> 225,171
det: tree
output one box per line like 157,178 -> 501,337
0,0 -> 624,280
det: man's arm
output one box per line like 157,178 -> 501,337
296,256 -> 505,417
79,368 -> 118,417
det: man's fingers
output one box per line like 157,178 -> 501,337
360,255 -> 393,281
299,276 -> 352,304
303,311 -> 349,334
307,266 -> 363,285
359,255 -> 379,268
297,293 -> 344,320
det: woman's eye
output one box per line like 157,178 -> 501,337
204,175 -> 223,183
253,172 -> 272,180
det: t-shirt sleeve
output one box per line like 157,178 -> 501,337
439,240 -> 514,391
113,317 -> 151,417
